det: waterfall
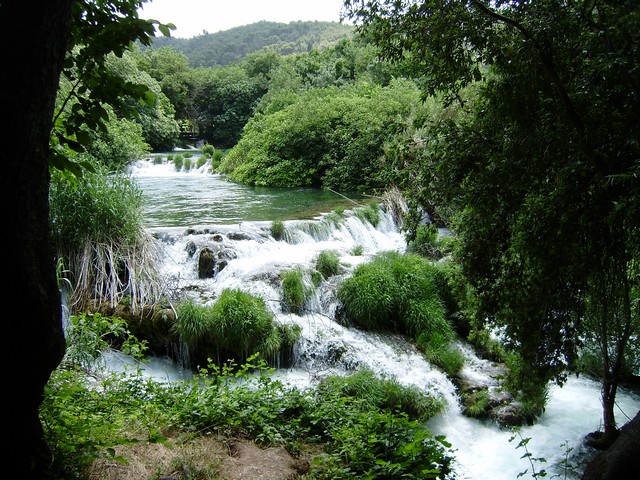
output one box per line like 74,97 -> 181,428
124,161 -> 640,480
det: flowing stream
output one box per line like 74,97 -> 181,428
121,156 -> 640,479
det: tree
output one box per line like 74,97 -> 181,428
344,0 -> 640,445
1,2 -> 75,476
0,0 -> 172,475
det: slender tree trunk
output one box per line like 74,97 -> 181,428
0,1 -> 75,477
602,378 -> 619,440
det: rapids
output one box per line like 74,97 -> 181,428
120,156 -> 640,479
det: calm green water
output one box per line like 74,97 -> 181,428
133,166 -> 364,228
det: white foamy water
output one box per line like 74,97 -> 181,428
128,163 -> 640,480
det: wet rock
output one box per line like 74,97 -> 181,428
198,247 -> 216,278
185,240 -> 197,257
227,231 -> 254,241
582,411 -> 640,480
491,403 -> 527,427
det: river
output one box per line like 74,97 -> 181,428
123,155 -> 640,480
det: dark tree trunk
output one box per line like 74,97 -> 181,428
602,378 -> 620,443
0,0 -> 75,477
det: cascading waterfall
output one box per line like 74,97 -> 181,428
120,157 -> 640,480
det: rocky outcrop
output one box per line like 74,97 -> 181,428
581,410 -> 640,480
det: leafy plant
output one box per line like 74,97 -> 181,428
316,250 -> 341,279
49,163 -> 164,313
353,202 -> 381,227
281,268 -> 314,315
270,220 -> 286,241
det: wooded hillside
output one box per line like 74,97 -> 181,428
148,20 -> 354,67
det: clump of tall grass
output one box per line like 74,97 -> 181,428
173,153 -> 184,171
338,251 -> 463,375
202,144 -> 215,158
317,368 -> 445,422
281,268 -> 314,315
316,250 -> 341,279
353,202 -> 381,227
49,164 -> 164,314
350,244 -> 364,256
270,220 -> 286,241
211,149 -> 225,172
175,290 -> 299,367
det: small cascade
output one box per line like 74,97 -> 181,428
124,164 -> 640,480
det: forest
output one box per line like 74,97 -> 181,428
3,0 -> 639,479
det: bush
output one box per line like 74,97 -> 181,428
317,368 -> 445,422
281,268 -> 314,315
270,220 -> 286,240
353,202 -> 380,227
202,144 -> 215,158
49,164 -> 163,313
173,154 -> 184,171
337,260 -> 399,330
175,290 -> 293,366
316,250 -> 341,279
210,289 -> 273,358
417,331 -> 465,377
406,223 -> 439,258
338,251 -> 463,375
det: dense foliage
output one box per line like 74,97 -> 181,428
338,251 -> 464,376
148,20 -> 355,67
175,291 -> 300,368
42,327 -> 453,479
345,0 -> 640,438
220,79 -> 422,190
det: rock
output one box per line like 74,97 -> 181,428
581,410 -> 640,480
185,240 -> 197,257
198,247 -> 216,278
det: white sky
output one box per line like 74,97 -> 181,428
139,0 -> 349,39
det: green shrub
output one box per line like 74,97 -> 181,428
202,144 -> 215,158
337,260 -> 399,330
503,351 -> 550,422
405,298 -> 448,339
270,220 -> 286,240
462,389 -> 491,418
353,202 -> 380,227
281,268 -> 314,315
406,223 -> 439,258
173,154 -> 184,171
49,164 -> 162,312
318,368 -> 445,422
174,299 -> 215,353
418,331 -> 465,377
175,290 -> 285,365
183,157 -> 192,171
350,244 -> 364,256
316,250 -> 341,279
338,251 -> 463,375
210,289 -> 273,359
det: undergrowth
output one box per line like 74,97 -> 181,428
41,320 -> 454,479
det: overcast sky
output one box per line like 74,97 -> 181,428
139,0 -> 349,39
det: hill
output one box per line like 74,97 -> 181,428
149,20 -> 355,67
